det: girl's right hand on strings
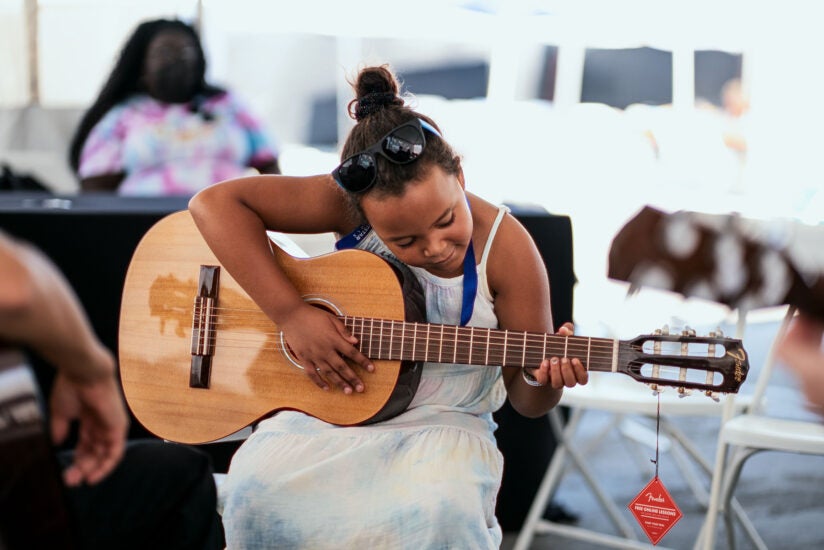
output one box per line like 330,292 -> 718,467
280,303 -> 374,394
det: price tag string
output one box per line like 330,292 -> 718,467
652,391 -> 660,479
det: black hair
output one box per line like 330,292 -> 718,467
68,18 -> 224,172
341,65 -> 461,204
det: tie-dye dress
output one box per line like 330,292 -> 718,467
220,207 -> 510,549
77,92 -> 277,196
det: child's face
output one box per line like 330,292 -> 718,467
361,165 -> 472,278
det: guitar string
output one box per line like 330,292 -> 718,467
196,308 -> 630,352
189,324 -> 716,357
193,321 -> 718,357
201,306 -> 726,348
201,305 -> 721,341
190,328 -> 632,357
181,308 -> 728,359
181,336 -> 626,360
145,330 -> 720,366
196,304 -> 730,350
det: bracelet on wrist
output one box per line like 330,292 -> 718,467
522,368 -> 545,387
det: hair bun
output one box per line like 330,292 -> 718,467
350,65 -> 404,120
354,91 -> 402,120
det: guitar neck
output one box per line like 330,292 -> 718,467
342,316 -> 621,372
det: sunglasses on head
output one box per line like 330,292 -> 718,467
332,117 -> 442,194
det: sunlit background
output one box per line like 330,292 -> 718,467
2,0 -> 823,337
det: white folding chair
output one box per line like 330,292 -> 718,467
697,306 -> 824,550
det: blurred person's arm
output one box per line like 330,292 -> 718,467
777,312 -> 824,415
0,230 -> 129,486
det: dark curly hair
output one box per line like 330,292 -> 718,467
340,65 -> 461,204
68,18 -> 223,172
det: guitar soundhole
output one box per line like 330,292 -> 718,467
308,301 -> 338,315
279,296 -> 343,372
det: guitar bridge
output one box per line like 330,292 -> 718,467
190,265 -> 220,388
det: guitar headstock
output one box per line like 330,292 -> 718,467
619,328 -> 749,396
608,206 -> 824,321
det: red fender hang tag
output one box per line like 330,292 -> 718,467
628,476 -> 683,545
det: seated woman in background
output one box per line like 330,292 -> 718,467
68,18 -> 279,196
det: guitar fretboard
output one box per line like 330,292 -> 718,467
342,316 -> 620,372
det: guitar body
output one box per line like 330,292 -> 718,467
119,211 -> 424,444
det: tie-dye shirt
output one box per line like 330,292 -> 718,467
77,92 -> 277,196
220,207 -> 510,549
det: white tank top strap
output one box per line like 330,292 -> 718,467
479,206 -> 509,267
477,205 -> 509,302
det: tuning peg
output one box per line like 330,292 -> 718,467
677,387 -> 692,397
705,390 -> 720,402
708,330 -> 717,338
681,327 -> 696,337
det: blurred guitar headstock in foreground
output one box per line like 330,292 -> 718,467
608,206 -> 824,321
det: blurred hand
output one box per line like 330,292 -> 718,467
49,372 -> 129,487
777,313 -> 824,413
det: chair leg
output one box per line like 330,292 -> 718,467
558,418 -> 640,539
513,408 -> 583,550
719,447 -> 768,550
514,408 -> 649,550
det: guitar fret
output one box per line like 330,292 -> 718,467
425,324 -> 431,362
469,327 -> 474,365
485,328 -> 490,365
363,318 -> 367,348
542,333 -> 547,366
438,325 -> 443,363
521,332 -> 527,367
412,323 -> 417,362
611,339 -> 619,372
378,320 -> 383,359
363,317 -> 372,359
503,330 -> 508,367
586,337 -> 591,371
453,326 -> 458,364
363,318 -> 372,357
400,321 -> 405,361
388,320 -> 394,360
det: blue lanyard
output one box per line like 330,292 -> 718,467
459,239 -> 477,326
334,223 -> 372,250
336,226 -> 477,326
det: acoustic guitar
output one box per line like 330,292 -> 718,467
119,211 -> 750,444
